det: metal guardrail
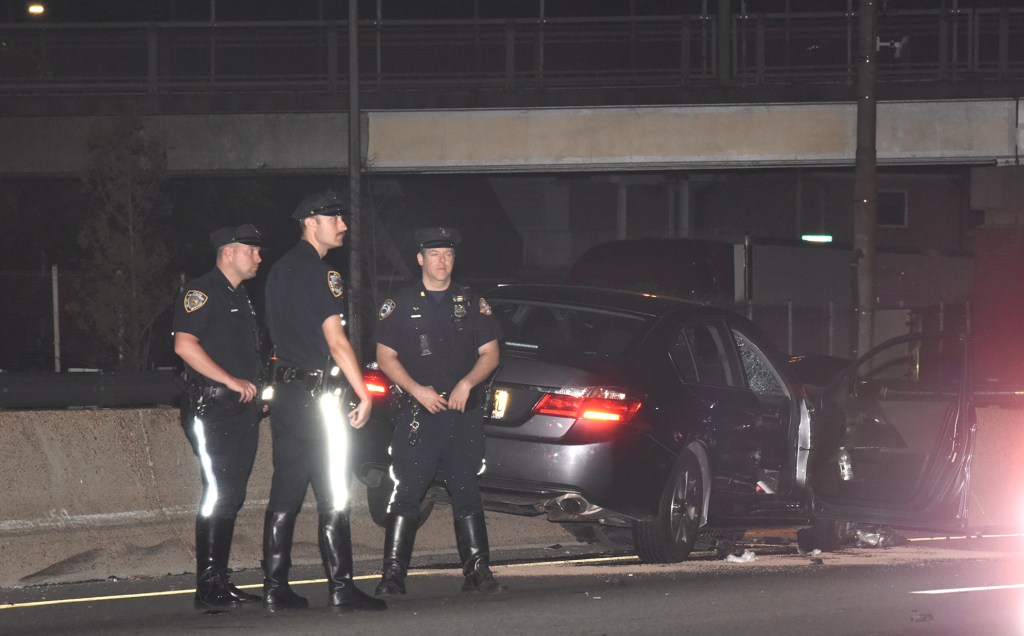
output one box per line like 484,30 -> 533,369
733,8 -> 1024,83
0,9 -> 1021,96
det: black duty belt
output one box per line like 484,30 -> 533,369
274,366 -> 323,384
190,384 -> 240,401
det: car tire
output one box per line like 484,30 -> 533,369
365,479 -> 435,529
632,449 -> 704,563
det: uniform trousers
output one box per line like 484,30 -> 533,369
388,406 -> 486,518
268,381 -> 352,513
183,398 -> 260,519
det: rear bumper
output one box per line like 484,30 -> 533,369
478,432 -> 671,523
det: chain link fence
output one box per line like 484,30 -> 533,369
0,268 -> 180,372
1,268 -> 970,372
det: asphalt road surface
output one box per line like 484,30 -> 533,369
2,532 -> 1021,635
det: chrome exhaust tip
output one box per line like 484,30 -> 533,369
556,495 -> 587,516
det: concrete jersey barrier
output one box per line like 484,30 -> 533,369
0,408 -> 576,589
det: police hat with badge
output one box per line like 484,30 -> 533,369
414,227 -> 461,250
292,189 -> 349,219
210,224 -> 263,249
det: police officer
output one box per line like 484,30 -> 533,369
261,190 -> 385,612
373,227 -> 504,596
172,224 -> 264,610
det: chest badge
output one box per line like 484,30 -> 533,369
479,297 -> 493,316
379,299 -> 396,320
327,271 -> 344,298
184,290 -> 209,313
453,295 -> 467,318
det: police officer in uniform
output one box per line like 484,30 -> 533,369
374,227 -> 504,596
261,190 -> 385,612
172,224 -> 264,610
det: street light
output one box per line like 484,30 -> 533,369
27,3 -> 45,17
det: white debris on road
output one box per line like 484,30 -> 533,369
725,549 -> 758,563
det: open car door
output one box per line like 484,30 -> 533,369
810,334 -> 974,532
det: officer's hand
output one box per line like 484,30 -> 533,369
226,377 -> 258,403
414,386 -> 448,414
448,380 -> 472,413
348,398 -> 372,429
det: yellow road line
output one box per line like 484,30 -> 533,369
505,555 -> 639,567
0,577 -> 347,611
4,535 -> 1018,611
0,556 -> 634,611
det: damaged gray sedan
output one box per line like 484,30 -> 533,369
354,285 -> 974,562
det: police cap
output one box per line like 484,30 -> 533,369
414,227 -> 461,250
210,224 -> 262,249
292,189 -> 348,219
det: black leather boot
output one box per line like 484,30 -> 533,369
262,510 -> 309,611
319,509 -> 387,612
195,516 -> 260,609
374,513 -> 418,597
454,511 -> 506,593
194,516 -> 237,609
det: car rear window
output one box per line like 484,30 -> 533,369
491,301 -> 648,361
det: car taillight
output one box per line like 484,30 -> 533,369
533,388 -> 642,424
364,369 -> 391,398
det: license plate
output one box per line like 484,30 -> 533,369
490,389 -> 509,420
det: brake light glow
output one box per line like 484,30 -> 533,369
364,370 -> 391,397
534,389 -> 642,424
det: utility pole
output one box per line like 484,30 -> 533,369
347,0 -> 365,357
853,0 -> 878,356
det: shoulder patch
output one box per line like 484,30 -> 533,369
184,290 -> 209,313
479,297 -> 493,316
379,299 -> 396,320
327,271 -> 344,298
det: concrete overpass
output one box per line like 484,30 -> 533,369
2,98 -> 1021,177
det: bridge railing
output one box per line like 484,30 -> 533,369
0,9 -> 1021,95
733,8 -> 1024,83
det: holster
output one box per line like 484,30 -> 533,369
259,353 -> 278,412
182,380 -> 212,419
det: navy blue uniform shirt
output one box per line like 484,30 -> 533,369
172,267 -> 262,386
264,240 -> 348,371
375,283 -> 502,394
